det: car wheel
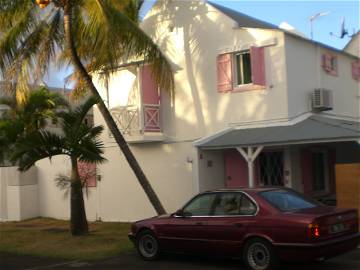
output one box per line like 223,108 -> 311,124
243,238 -> 279,270
136,230 -> 160,261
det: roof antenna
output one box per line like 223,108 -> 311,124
309,11 -> 330,40
330,17 -> 356,38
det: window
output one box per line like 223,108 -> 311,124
322,53 -> 338,76
183,193 -> 217,216
234,51 -> 252,86
216,46 -> 266,92
213,193 -> 256,216
351,61 -> 360,81
258,151 -> 284,186
260,189 -> 319,212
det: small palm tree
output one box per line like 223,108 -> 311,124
0,0 -> 172,215
0,87 -> 68,163
11,97 -> 106,235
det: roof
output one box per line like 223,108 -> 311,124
195,116 -> 360,149
208,2 -> 278,30
208,2 -> 359,60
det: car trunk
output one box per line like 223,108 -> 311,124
296,206 -> 359,241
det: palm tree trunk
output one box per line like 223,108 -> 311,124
70,157 -> 88,235
63,3 -> 166,215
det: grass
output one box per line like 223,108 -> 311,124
0,218 -> 134,260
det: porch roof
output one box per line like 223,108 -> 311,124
195,116 -> 360,149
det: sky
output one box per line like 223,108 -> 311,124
46,0 -> 360,88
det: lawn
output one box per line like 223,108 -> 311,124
0,218 -> 134,260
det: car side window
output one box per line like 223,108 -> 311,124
183,194 -> 217,216
213,193 -> 257,216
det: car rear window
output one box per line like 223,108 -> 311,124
260,189 -> 320,212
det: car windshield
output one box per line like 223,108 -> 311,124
260,189 -> 320,212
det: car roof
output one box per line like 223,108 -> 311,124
203,187 -> 286,194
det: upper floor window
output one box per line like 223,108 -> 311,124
322,53 -> 338,76
234,51 -> 252,86
217,46 -> 266,92
351,61 -> 360,81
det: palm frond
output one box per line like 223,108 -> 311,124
11,130 -> 67,171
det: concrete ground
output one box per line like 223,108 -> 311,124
1,249 -> 360,270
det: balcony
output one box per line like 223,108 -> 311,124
110,103 -> 164,143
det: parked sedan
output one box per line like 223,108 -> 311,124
129,188 -> 360,270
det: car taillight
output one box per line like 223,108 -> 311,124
308,223 -> 320,239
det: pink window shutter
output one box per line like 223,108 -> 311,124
351,61 -> 360,80
322,54 -> 332,72
250,46 -> 266,87
217,53 -> 233,92
78,161 -> 97,187
141,65 -> 160,104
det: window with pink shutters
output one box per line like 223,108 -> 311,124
78,161 -> 97,187
217,53 -> 233,92
351,61 -> 360,81
250,46 -> 266,87
322,53 -> 338,76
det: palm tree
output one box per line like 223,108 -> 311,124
0,0 -> 172,215
0,87 -> 68,163
11,97 -> 106,235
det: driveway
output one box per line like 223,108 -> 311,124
1,249 -> 360,270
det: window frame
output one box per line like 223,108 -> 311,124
233,50 -> 253,87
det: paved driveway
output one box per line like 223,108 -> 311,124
1,249 -> 360,270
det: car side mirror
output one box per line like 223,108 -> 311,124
174,209 -> 184,217
174,209 -> 191,218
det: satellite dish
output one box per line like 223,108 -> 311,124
330,17 -> 349,39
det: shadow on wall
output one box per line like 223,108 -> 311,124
143,0 -> 286,138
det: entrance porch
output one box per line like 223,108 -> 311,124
195,115 -> 360,202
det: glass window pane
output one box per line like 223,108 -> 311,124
242,53 -> 252,84
235,54 -> 242,85
213,193 -> 241,215
183,194 -> 217,216
239,195 -> 257,215
260,189 -> 319,212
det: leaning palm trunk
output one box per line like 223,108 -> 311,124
63,4 -> 165,215
70,158 -> 88,235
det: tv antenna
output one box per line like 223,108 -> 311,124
330,17 -> 355,38
309,11 -> 330,39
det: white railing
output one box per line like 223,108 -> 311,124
110,104 -> 161,136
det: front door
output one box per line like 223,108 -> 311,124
258,151 -> 284,186
165,193 -> 216,253
224,150 -> 248,188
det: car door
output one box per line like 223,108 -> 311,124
204,192 -> 258,257
165,193 -> 217,253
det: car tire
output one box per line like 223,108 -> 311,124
136,230 -> 160,261
243,238 -> 279,270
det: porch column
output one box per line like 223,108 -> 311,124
237,146 -> 263,188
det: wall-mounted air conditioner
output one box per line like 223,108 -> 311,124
311,88 -> 333,111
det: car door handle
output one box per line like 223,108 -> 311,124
234,223 -> 244,228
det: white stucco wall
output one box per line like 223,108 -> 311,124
285,34 -> 360,120
36,157 -> 100,221
344,33 -> 360,57
0,166 -> 39,221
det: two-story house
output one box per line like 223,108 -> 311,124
1,0 -> 358,222
90,0 -> 359,221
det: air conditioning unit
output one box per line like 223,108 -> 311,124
311,88 -> 333,111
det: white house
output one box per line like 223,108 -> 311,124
1,0 -> 359,222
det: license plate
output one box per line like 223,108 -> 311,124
330,223 -> 346,234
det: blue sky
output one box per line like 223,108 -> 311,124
47,0 -> 359,88
140,0 -> 359,49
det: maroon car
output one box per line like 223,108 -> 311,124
129,188 -> 360,270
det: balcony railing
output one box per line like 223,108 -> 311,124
110,104 -> 161,136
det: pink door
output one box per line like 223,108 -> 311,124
224,150 -> 248,188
